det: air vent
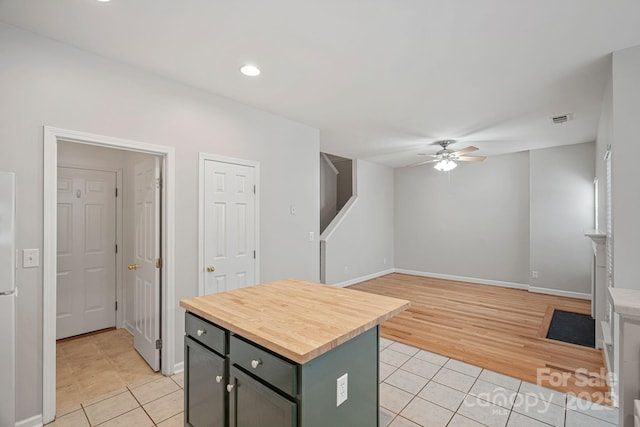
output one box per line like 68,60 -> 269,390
552,113 -> 573,124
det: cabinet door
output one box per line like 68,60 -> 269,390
185,337 -> 226,427
229,366 -> 297,427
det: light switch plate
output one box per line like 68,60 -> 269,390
23,249 -> 40,268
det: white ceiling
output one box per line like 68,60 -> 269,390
2,0 -> 640,167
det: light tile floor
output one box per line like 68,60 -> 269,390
378,338 -> 618,427
46,373 -> 184,426
48,338 -> 619,426
56,328 -> 160,415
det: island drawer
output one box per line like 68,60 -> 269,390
230,335 -> 297,397
185,312 -> 226,355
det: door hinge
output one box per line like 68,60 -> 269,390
156,258 -> 162,269
156,178 -> 162,189
253,250 -> 256,259
115,187 -> 118,197
115,301 -> 118,311
253,184 -> 256,194
155,339 -> 162,350
115,244 -> 118,254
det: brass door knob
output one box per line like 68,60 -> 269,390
206,265 -> 216,273
128,264 -> 139,270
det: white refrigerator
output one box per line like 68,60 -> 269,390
0,172 -> 15,427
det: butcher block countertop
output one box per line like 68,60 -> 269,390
179,279 -> 410,364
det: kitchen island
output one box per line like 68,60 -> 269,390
180,278 -> 410,427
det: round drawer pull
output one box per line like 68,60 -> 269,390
215,375 -> 223,383
251,359 -> 262,369
197,329 -> 206,336
227,384 -> 234,393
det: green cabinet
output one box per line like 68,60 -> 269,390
185,336 -> 226,427
229,366 -> 297,427
184,312 -> 379,427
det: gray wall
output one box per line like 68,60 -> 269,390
529,143 -> 595,294
319,154 -> 338,232
395,152 -> 531,285
0,23 -> 319,422
395,145 -> 595,293
335,159 -> 353,210
611,45 -> 640,291
323,160 -> 394,284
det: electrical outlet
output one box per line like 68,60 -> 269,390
531,271 -> 538,279
290,204 -> 297,215
309,231 -> 314,241
336,373 -> 348,406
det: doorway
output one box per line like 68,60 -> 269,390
43,127 -> 176,424
198,153 -> 260,295
56,166 -> 118,340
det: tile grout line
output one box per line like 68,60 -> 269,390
126,385 -> 158,426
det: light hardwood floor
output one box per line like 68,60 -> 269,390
349,273 -> 610,404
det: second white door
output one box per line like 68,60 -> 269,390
57,167 -> 116,339
131,157 -> 161,371
203,160 -> 256,294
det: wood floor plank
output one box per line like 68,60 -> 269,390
349,273 -> 611,405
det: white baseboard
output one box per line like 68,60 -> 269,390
331,268 -> 395,288
528,286 -> 591,300
395,269 -> 529,291
124,322 -> 136,336
394,269 -> 592,300
173,361 -> 184,374
15,414 -> 43,427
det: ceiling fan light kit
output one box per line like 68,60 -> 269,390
434,159 -> 457,171
411,139 -> 487,171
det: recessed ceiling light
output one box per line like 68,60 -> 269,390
96,0 -> 112,2
240,65 -> 261,77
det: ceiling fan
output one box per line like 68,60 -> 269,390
412,140 -> 486,171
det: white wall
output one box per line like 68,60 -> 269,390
611,45 -> 640,291
595,63 -> 612,234
529,143 -> 595,294
0,23 -> 319,423
395,152 -> 531,285
58,142 -> 126,169
322,160 -> 394,285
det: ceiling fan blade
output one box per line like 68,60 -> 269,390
451,146 -> 479,156
456,155 -> 486,162
407,159 -> 438,167
416,153 -> 439,157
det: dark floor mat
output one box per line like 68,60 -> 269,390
546,309 -> 595,348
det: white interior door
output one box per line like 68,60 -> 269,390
56,167 -> 116,339
203,160 -> 256,294
131,157 -> 161,371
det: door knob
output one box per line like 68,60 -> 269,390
128,264 -> 139,270
226,384 -> 234,393
216,375 -> 223,383
206,265 -> 216,273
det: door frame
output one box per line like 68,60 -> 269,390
43,126 -> 176,423
57,165 -> 124,331
198,153 -> 260,296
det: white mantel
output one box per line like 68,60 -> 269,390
585,229 -> 607,348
